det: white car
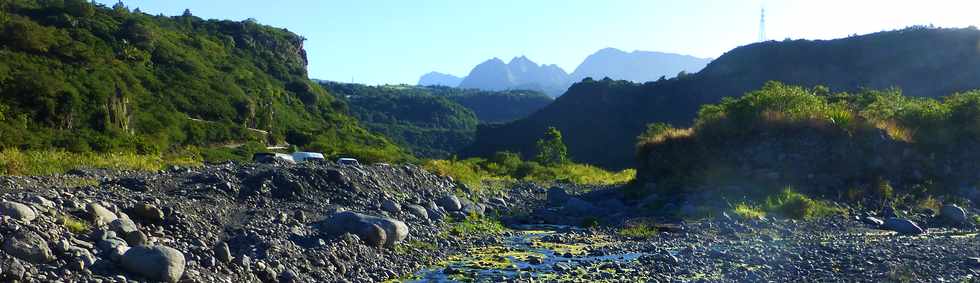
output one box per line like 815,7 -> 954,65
337,158 -> 360,166
292,152 -> 325,162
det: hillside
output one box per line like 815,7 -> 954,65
570,48 -> 710,83
0,1 -> 405,162
465,27 -> 980,169
319,82 -> 552,158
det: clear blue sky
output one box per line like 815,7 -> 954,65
96,0 -> 980,85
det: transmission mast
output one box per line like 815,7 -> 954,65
758,8 -> 767,42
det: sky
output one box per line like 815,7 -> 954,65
95,0 -> 980,85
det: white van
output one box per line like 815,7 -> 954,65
337,158 -> 360,166
292,152 -> 325,162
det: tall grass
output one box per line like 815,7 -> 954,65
422,156 -> 635,194
0,149 -> 201,176
763,187 -> 845,219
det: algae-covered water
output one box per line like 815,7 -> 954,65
410,225 -> 651,282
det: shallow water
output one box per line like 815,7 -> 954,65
410,225 -> 650,282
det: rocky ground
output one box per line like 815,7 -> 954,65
0,162 -> 977,282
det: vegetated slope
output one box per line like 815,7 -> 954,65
0,1 -> 405,162
466,27 -> 980,169
426,86 -> 553,124
320,81 -> 478,158
569,47 -> 710,83
633,82 -> 980,207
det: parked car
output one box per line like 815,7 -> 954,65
292,152 -> 325,162
337,158 -> 360,166
253,152 -> 295,164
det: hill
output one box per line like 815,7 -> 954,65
0,1 -> 406,162
465,27 -> 980,169
418,71 -> 462,87
570,47 -> 710,83
319,82 -> 552,158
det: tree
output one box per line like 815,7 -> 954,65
182,9 -> 193,17
535,127 -> 568,165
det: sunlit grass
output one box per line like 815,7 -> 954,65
0,149 -> 201,176
732,203 -> 766,220
617,223 -> 658,239
763,187 -> 845,220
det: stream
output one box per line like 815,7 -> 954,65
410,225 -> 653,282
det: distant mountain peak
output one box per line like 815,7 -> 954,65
418,71 -> 462,87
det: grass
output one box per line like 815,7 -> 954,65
763,187 -> 845,220
732,202 -> 767,220
393,239 -> 438,255
442,213 -> 507,238
422,156 -> 635,194
0,148 -> 200,176
617,223 -> 658,239
58,214 -> 90,234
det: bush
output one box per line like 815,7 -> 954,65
764,187 -> 844,219
617,223 -> 657,239
732,203 -> 766,220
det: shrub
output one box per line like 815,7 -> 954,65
732,203 -> 766,220
617,223 -> 658,239
764,187 -> 844,220
58,214 -> 90,234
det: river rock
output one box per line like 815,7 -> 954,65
861,216 -> 884,226
436,195 -> 462,211
883,218 -> 924,235
381,199 -> 401,214
0,201 -> 36,223
319,211 -> 408,247
3,230 -> 55,263
132,204 -> 165,223
87,203 -> 118,226
940,204 -> 968,225
358,223 -> 387,248
404,204 -> 429,220
120,245 -> 186,283
215,242 -> 232,263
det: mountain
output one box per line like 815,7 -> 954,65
464,27 -> 980,169
0,0 -> 406,162
320,82 -> 552,158
570,48 -> 710,82
418,71 -> 462,87
457,57 -> 571,97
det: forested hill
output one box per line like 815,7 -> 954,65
319,81 -> 552,158
0,1 -> 405,161
465,27 -> 980,169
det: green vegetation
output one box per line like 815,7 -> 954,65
534,127 -> 568,165
58,214 -> 90,234
732,203 -> 766,220
762,188 -> 845,220
423,155 -> 635,194
0,1 -> 408,167
442,213 -> 507,237
319,81 -> 552,158
635,81 -> 980,206
0,148 -> 199,175
617,223 -> 658,239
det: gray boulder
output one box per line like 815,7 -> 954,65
404,204 -> 429,220
0,201 -> 36,223
357,223 -> 387,248
132,204 -> 165,223
215,242 -> 232,263
940,204 -> 968,225
320,211 -> 408,247
883,218 -> 925,235
381,199 -> 402,214
3,230 -> 55,263
436,195 -> 462,211
120,245 -> 186,283
87,203 -> 118,226
110,218 -> 139,237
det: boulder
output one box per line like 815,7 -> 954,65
87,203 -> 118,226
215,242 -> 232,263
0,201 -> 36,223
120,246 -> 186,283
883,218 -> 925,235
460,199 -> 485,217
381,199 -> 401,214
3,230 -> 55,263
319,211 -> 409,247
110,218 -> 139,237
436,195 -> 462,211
940,204 -> 969,225
562,197 -> 598,215
404,205 -> 429,220
547,187 -> 569,206
357,224 -> 387,248
132,204 -> 165,223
